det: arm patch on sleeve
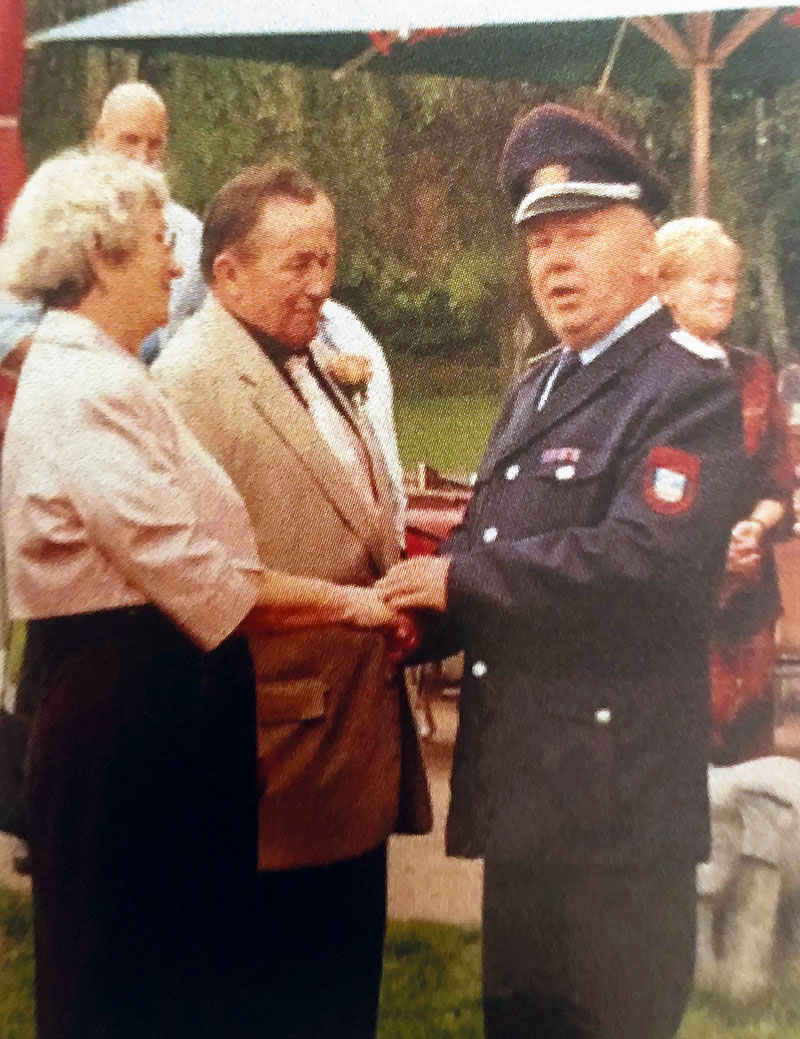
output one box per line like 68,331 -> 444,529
644,446 -> 700,516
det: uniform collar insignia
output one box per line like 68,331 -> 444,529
541,447 -> 581,464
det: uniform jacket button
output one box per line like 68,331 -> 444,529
594,708 -> 612,725
505,464 -> 520,481
482,526 -> 498,543
471,660 -> 488,678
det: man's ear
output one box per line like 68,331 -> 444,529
636,220 -> 658,285
212,251 -> 243,302
641,250 -> 657,285
658,278 -> 675,310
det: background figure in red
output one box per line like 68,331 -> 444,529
657,217 -> 793,764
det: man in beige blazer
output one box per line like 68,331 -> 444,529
152,162 -> 430,1039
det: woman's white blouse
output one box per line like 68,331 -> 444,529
2,310 -> 261,651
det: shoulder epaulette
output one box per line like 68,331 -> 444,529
669,329 -> 727,363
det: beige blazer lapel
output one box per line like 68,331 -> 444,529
358,416 -> 400,547
309,340 -> 400,552
211,301 -> 397,572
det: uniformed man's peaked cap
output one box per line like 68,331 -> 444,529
500,103 -> 670,224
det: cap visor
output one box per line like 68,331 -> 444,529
513,181 -> 643,225
514,193 -> 610,224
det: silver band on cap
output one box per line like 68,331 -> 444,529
514,181 -> 643,224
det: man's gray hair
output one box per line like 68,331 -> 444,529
0,148 -> 168,308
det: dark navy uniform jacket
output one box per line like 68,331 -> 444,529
440,305 -> 748,866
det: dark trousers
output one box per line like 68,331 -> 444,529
483,858 -> 696,1039
241,842 -> 387,1039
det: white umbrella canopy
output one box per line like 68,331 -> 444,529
28,0 -> 785,40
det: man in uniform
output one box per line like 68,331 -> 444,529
378,104 -> 749,1039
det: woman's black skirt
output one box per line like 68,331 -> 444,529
19,606 -> 257,1039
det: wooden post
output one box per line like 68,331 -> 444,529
692,61 -> 712,216
631,9 -> 779,216
685,13 -> 714,215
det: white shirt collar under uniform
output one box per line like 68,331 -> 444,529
538,296 -> 662,410
669,327 -> 729,365
577,295 -> 663,365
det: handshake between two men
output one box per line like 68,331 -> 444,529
329,556 -> 452,657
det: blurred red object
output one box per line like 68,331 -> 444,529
387,614 -> 420,662
368,27 -> 469,57
0,0 -> 27,230
404,464 -> 471,557
0,371 -> 17,447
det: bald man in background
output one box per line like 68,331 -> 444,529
0,81 -> 205,366
94,82 -> 205,358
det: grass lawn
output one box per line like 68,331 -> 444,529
3,893 -> 800,1039
681,976 -> 800,1038
395,392 -> 500,476
383,922 -> 800,1039
381,922 -> 482,1039
391,357 -> 501,476
0,889 -> 35,1039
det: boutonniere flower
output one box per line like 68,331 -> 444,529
321,352 -> 373,405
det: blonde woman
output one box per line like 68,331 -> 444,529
0,149 -> 398,1039
657,217 -> 792,763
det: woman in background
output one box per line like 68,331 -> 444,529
0,149 -> 397,1039
657,217 -> 792,764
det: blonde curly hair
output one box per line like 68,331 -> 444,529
655,216 -> 740,285
0,148 -> 168,308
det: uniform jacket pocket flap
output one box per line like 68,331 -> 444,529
256,678 -> 326,723
541,701 -> 617,727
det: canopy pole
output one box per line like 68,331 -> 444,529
631,10 -> 778,216
597,20 -> 628,94
692,61 -> 712,215
685,13 -> 714,215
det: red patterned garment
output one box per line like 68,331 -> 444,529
710,347 -> 792,764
